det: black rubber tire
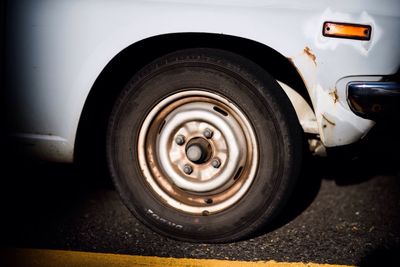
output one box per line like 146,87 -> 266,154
106,48 -> 302,243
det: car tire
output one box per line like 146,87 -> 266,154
107,48 -> 302,243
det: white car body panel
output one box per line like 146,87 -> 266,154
5,0 -> 400,162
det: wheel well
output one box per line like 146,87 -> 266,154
74,33 -> 310,167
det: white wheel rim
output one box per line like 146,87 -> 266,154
138,90 -> 259,215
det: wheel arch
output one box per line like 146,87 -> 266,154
74,33 -> 312,166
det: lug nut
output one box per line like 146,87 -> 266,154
203,128 -> 213,139
183,164 -> 193,175
175,135 -> 185,146
211,158 -> 221,168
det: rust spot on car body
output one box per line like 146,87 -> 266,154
329,89 -> 339,104
304,46 -> 317,66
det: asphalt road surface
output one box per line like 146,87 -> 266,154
1,124 -> 400,266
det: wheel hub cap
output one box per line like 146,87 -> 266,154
186,138 -> 211,164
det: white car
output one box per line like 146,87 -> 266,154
4,0 -> 400,242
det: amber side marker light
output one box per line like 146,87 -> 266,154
323,22 -> 371,40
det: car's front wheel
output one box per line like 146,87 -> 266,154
107,48 -> 302,242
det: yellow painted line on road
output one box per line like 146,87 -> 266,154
0,248 -> 354,267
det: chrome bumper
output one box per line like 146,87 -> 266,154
347,81 -> 400,120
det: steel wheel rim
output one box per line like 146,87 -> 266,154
138,90 -> 259,215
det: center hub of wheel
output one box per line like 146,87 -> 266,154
185,137 -> 212,164
149,95 -> 251,193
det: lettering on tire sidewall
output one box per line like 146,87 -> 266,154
145,209 -> 183,229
